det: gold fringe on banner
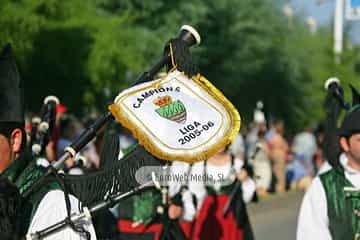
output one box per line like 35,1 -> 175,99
109,71 -> 241,163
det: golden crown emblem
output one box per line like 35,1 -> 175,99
153,95 -> 172,107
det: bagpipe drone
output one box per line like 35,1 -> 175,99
30,96 -> 59,157
323,77 -> 360,167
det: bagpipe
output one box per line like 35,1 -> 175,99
26,25 -> 241,239
23,25 -> 202,199
23,26 -> 205,197
29,117 -> 41,150
323,77 -> 360,167
29,95 -> 59,157
322,78 -> 345,167
25,25 -> 200,239
27,172 -> 158,240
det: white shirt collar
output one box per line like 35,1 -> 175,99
340,153 -> 360,175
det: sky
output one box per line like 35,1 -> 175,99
289,0 -> 360,43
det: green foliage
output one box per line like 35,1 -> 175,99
1,0 -> 359,131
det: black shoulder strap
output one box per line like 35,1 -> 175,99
230,154 -> 237,176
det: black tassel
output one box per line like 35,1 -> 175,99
163,38 -> 199,78
323,89 -> 342,167
64,145 -> 164,207
99,131 -> 120,170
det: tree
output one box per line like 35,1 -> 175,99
1,0 -> 358,130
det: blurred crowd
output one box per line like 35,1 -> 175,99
232,102 -> 329,197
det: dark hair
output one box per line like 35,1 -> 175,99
59,114 -> 77,139
338,110 -> 360,138
0,122 -> 26,151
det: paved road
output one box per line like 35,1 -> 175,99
248,191 -> 304,240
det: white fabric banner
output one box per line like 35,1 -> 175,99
110,70 -> 240,163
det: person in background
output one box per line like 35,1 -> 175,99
191,146 -> 256,240
267,119 -> 289,193
168,161 -> 197,239
291,125 -> 317,177
313,123 -> 332,175
252,125 -> 272,197
246,101 -> 267,162
49,103 -> 68,161
229,133 -> 245,162
56,113 -> 79,169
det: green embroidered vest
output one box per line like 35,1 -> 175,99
118,188 -> 162,224
117,144 -> 163,225
1,155 -> 60,235
320,167 -> 360,240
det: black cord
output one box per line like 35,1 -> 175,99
53,171 -> 91,240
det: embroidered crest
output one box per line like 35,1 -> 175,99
153,96 -> 187,124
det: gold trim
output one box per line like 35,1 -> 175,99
109,71 -> 241,163
169,43 -> 177,70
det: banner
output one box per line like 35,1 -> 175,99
109,70 -> 240,163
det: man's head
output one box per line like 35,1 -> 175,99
0,44 -> 25,172
339,133 -> 360,165
0,123 -> 24,172
339,108 -> 360,166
